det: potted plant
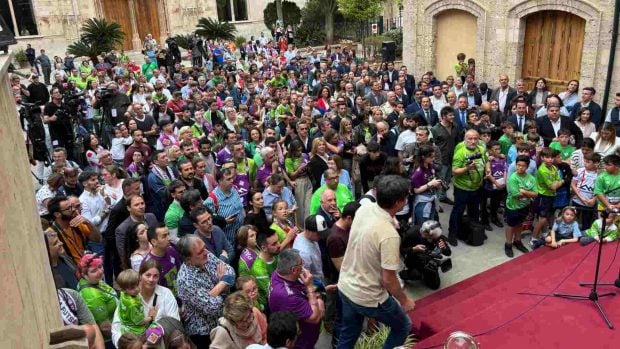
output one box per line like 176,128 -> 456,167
14,48 -> 29,69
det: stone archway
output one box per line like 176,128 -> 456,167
507,0 -> 601,89
424,0 -> 487,81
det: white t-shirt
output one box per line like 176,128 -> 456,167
572,168 -> 598,206
292,233 -> 324,283
395,129 -> 417,151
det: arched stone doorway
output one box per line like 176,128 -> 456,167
434,9 -> 477,81
520,11 -> 585,93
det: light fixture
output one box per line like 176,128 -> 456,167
444,331 -> 479,349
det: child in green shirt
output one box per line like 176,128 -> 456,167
531,148 -> 563,243
454,53 -> 468,81
504,155 -> 538,257
580,213 -> 619,245
117,269 -> 158,336
594,154 -> 620,211
549,128 -> 575,161
498,121 -> 515,156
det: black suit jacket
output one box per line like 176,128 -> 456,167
415,108 -> 439,127
404,74 -> 415,96
405,100 -> 421,115
396,93 -> 411,107
387,70 -> 399,85
508,114 -> 531,133
536,115 -> 584,147
569,101 -> 603,128
479,89 -> 493,103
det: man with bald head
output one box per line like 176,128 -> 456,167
309,169 -> 353,223
490,74 -> 516,116
371,121 -> 397,156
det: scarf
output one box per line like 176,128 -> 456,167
152,165 -> 176,186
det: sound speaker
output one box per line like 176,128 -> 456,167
0,15 -> 17,53
382,40 -> 396,62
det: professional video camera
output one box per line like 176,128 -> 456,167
19,102 -> 49,163
400,221 -> 452,290
465,152 -> 482,164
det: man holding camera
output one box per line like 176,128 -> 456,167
400,220 -> 452,290
448,129 -> 487,246
93,82 -> 132,147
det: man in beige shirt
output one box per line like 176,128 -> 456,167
337,175 -> 415,348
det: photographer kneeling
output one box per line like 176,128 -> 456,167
400,220 -> 452,290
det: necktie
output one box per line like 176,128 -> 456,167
461,110 -> 466,126
425,110 -> 430,122
518,117 -> 523,132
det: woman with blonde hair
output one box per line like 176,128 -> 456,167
592,122 -> 620,157
307,138 -> 329,192
178,125 -> 199,149
209,291 -> 267,348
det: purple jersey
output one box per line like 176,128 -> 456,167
142,246 -> 181,297
485,159 -> 507,190
216,147 -> 233,167
269,272 -> 319,349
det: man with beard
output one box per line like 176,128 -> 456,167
191,206 -> 234,264
198,137 -> 217,175
60,167 -> 84,197
239,228 -> 280,312
46,196 -> 102,265
115,195 -> 159,269
148,150 -> 179,220
177,159 -> 208,200
432,107 -> 460,206
216,131 -> 237,168
164,180 -> 188,243
232,141 -> 256,206
180,140 -> 197,161
448,129 -> 487,246
123,129 -> 151,168
93,81 -> 132,146
104,178 -> 141,280
395,114 -> 420,167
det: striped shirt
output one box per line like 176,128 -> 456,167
204,186 -> 245,246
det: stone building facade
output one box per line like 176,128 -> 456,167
4,0 -> 306,57
402,0 -> 620,109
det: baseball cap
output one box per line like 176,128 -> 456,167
305,215 -> 328,234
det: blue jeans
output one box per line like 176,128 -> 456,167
414,201 -> 438,225
337,291 -> 411,349
449,187 -> 481,239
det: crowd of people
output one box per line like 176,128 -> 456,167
11,23 -> 620,349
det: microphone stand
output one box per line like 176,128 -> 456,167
553,209 -> 616,329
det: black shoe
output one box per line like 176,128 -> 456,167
438,205 -> 444,213
504,243 -> 514,258
491,217 -> 504,228
440,198 -> 455,205
483,223 -> 493,231
513,240 -> 529,253
448,236 -> 458,246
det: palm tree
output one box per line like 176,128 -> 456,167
67,18 -> 125,62
195,17 -> 237,42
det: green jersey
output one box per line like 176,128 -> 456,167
593,171 -> 620,206
164,201 -> 184,230
309,184 -> 354,214
506,172 -> 537,210
119,292 -> 147,335
452,144 -> 487,191
536,163 -> 560,196
549,142 -> 575,161
77,279 -> 118,328
238,249 -> 278,310
498,134 -> 512,155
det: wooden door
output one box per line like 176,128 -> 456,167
102,0 -> 133,50
134,0 -> 161,48
520,11 -> 585,93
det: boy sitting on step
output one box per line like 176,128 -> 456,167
580,213 -> 619,245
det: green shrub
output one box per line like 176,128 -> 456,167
263,1 -> 302,30
354,324 -> 416,349
383,29 -> 403,57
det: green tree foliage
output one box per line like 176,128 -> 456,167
337,0 -> 383,21
264,1 -> 302,30
296,0 -> 339,45
67,18 -> 125,62
172,34 -> 192,50
195,17 -> 237,42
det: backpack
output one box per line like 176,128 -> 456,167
457,216 -> 486,246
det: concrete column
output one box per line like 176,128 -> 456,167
401,0 -> 417,72
0,55 -> 63,348
128,0 -> 142,50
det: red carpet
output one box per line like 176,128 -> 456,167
412,243 -> 620,349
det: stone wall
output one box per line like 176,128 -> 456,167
402,0 -> 620,110
12,0 -> 308,59
0,55 -> 63,348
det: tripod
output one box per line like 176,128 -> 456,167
553,209 -> 616,329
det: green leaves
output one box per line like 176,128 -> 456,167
337,0 -> 383,21
67,18 -> 125,62
195,17 -> 237,42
